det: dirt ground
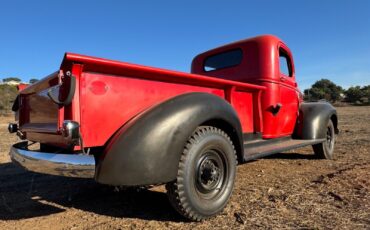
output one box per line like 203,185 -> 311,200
0,106 -> 369,229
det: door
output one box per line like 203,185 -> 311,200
278,45 -> 299,135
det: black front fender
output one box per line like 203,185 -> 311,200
294,101 -> 338,140
95,93 -> 242,186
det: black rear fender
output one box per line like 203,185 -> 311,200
95,93 -> 243,186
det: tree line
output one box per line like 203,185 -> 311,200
1,77 -> 38,84
0,78 -> 38,115
304,79 -> 370,104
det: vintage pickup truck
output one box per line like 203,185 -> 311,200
9,35 -> 338,221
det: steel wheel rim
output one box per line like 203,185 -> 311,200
195,149 -> 227,199
326,125 -> 334,151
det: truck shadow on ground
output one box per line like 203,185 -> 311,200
0,152 -> 315,221
0,162 -> 183,222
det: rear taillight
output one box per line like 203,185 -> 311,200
47,71 -> 76,106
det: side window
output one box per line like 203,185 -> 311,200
279,48 -> 292,77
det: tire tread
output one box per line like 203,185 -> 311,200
166,126 -> 236,221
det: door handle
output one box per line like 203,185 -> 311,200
280,76 -> 286,82
271,103 -> 282,116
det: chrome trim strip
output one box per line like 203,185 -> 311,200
10,142 -> 95,178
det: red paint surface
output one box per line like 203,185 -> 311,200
79,72 -> 226,147
17,83 -> 29,91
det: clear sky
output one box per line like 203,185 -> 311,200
1,0 -> 369,90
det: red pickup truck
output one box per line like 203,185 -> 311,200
9,35 -> 338,221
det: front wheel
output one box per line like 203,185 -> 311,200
166,126 -> 237,221
313,119 -> 336,159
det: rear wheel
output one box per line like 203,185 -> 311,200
166,126 -> 237,221
313,119 -> 336,159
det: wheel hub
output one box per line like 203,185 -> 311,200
196,151 -> 225,195
200,159 -> 220,187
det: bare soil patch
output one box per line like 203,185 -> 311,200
0,106 -> 369,229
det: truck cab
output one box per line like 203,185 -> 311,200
192,35 -> 301,139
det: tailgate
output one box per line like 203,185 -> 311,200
16,71 -> 76,137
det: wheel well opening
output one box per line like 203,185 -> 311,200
201,119 -> 243,164
331,114 -> 339,134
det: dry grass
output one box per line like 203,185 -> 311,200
0,107 -> 369,229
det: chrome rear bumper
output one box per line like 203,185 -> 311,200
10,142 -> 95,178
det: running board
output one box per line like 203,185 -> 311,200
243,138 -> 325,162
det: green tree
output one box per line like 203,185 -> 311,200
2,77 -> 21,82
29,78 -> 38,84
345,86 -> 364,103
361,85 -> 370,102
304,79 -> 343,102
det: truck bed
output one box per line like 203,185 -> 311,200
17,53 -> 266,149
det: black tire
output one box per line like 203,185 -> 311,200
166,126 -> 237,221
312,119 -> 336,159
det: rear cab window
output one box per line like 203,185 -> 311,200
204,49 -> 243,72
